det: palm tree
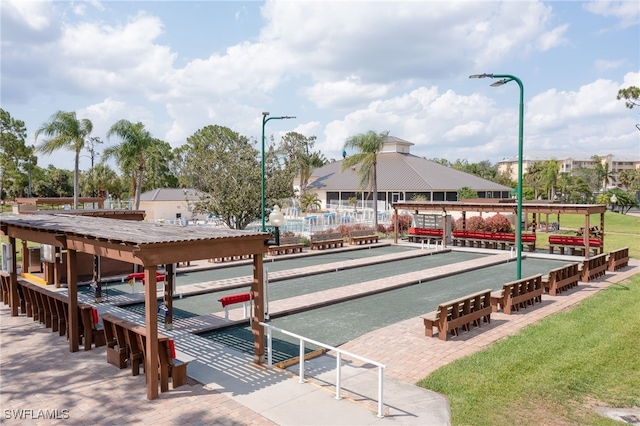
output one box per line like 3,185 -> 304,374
298,151 -> 326,194
35,111 -> 93,209
104,120 -> 154,210
540,160 -> 559,200
341,130 -> 389,230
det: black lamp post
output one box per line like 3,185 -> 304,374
268,205 -> 285,246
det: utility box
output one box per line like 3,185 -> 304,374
28,247 -> 42,273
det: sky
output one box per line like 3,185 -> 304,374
1,0 -> 639,174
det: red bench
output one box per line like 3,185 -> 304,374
548,236 -> 602,256
408,227 -> 443,243
452,231 -> 536,252
218,292 -> 252,321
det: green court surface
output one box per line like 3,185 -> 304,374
120,250 -> 485,319
200,257 -> 569,363
83,245 -> 417,298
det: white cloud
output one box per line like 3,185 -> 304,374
1,0 -> 53,31
536,24 -> 570,51
594,59 -> 625,72
303,76 -> 395,109
583,0 -> 640,28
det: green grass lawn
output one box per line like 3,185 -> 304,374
419,214 -> 640,425
419,274 -> 640,426
533,211 -> 640,259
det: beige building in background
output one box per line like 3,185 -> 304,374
497,152 -> 640,188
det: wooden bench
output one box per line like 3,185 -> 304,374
101,313 -> 189,391
607,247 -> 629,272
421,289 -> 492,341
0,272 -> 9,305
581,253 -> 608,282
267,236 -> 305,256
548,236 -> 602,256
17,280 -> 104,349
209,254 -> 252,263
542,263 -> 581,296
310,233 -> 344,250
490,274 -> 543,314
348,229 -> 379,245
407,227 -> 442,243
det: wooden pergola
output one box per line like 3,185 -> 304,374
392,201 -> 608,256
15,197 -> 106,209
0,213 -> 268,400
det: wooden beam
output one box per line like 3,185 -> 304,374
252,254 -> 264,364
144,267 -> 159,400
67,249 -> 79,352
9,237 -> 18,317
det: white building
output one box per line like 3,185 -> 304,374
138,188 -> 208,222
305,136 -> 512,211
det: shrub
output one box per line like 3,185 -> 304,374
466,216 -> 486,231
485,214 -> 513,233
388,214 -> 412,234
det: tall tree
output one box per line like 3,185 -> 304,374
540,160 -> 560,200
341,130 -> 389,230
591,155 -> 616,191
617,86 -> 640,109
35,111 -> 93,209
524,162 -> 544,200
277,132 -> 325,195
1,109 -> 29,202
180,125 -> 261,229
104,120 -> 154,210
142,139 -> 179,191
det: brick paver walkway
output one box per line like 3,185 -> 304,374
1,244 -> 637,425
335,258 -> 640,384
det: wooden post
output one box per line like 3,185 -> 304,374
394,208 -> 398,244
164,263 -> 174,329
600,212 -> 605,253
144,267 -> 159,400
252,254 -> 264,364
9,237 -> 19,317
54,248 -> 61,288
584,214 -> 590,259
67,249 -> 79,352
20,240 -> 28,275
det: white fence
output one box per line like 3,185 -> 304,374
260,322 -> 386,418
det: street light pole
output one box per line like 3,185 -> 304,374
470,73 -> 524,279
261,112 -> 296,232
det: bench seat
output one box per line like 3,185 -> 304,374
541,263 -> 580,296
421,289 -> 492,341
581,253 -> 608,282
267,236 -> 305,256
310,233 -> 344,250
101,313 -> 190,391
490,274 -> 543,314
607,247 -> 629,272
348,229 -> 379,245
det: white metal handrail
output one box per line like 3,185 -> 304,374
259,322 -> 386,418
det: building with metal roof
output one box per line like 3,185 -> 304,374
139,188 -> 207,222
305,137 -> 512,211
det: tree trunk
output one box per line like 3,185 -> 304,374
73,151 -> 80,209
372,162 -> 378,230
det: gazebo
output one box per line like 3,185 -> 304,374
0,213 -> 268,400
391,201 -> 608,256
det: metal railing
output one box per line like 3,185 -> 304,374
259,322 -> 386,418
